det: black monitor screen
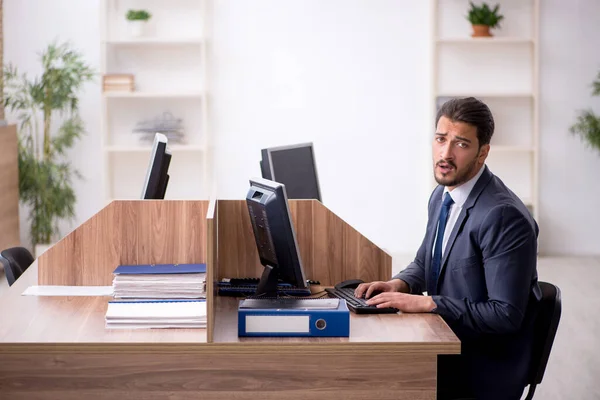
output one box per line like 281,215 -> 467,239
263,143 -> 321,201
259,158 -> 272,180
141,133 -> 171,200
246,177 -> 308,297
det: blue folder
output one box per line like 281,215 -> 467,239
238,298 -> 350,337
113,263 -> 206,275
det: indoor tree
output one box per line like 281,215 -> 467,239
3,41 -> 94,248
570,70 -> 600,154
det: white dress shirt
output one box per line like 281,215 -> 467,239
435,165 -> 486,256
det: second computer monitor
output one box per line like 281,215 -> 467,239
260,142 -> 321,201
141,133 -> 172,200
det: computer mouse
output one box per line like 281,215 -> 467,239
334,279 -> 364,290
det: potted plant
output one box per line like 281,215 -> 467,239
570,70 -> 600,154
466,1 -> 504,37
126,9 -> 152,37
3,41 -> 94,256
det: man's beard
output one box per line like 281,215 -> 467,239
434,154 -> 479,187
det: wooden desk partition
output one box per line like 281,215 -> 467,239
38,200 -> 209,286
207,199 -> 458,399
206,198 -> 217,343
217,199 -> 392,285
0,124 -> 20,251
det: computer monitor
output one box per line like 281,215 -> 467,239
246,177 -> 308,297
141,133 -> 172,200
259,159 -> 272,180
260,142 -> 321,201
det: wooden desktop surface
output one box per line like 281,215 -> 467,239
0,262 -> 207,343
214,296 -> 459,348
1,264 -> 459,349
0,264 -> 460,400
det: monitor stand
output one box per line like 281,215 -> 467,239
255,265 -> 279,297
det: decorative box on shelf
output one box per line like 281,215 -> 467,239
103,74 -> 135,92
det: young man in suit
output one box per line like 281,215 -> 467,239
355,97 -> 542,400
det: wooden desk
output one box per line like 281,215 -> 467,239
0,264 -> 460,400
0,200 -> 460,399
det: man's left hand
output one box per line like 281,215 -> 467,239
365,292 -> 437,313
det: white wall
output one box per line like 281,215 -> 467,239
4,0 -> 600,256
210,0 -> 432,254
4,0 -> 103,248
538,0 -> 600,256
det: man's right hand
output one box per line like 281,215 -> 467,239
354,279 -> 405,299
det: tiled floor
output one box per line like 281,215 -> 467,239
1,257 -> 598,399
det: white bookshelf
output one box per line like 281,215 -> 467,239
104,38 -> 204,46
100,0 -> 209,201
106,145 -> 205,153
432,0 -> 540,219
436,37 -> 534,44
103,91 -> 204,99
437,92 -> 534,98
492,146 -> 535,153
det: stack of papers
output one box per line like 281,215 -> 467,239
105,300 -> 207,329
112,264 -> 206,299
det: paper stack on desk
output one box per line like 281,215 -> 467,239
105,300 -> 207,329
112,264 -> 206,299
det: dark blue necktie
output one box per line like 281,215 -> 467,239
429,193 -> 454,295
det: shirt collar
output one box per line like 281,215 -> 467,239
444,165 -> 486,208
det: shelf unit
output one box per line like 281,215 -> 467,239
104,38 -> 204,46
105,145 -> 205,153
100,0 -> 209,201
436,37 -> 534,44
432,0 -> 539,219
103,91 -> 205,99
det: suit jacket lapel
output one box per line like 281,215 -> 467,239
436,166 -> 494,290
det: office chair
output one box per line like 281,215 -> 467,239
524,281 -> 562,400
0,247 -> 34,286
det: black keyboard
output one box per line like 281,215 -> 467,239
218,278 -> 312,297
325,287 -> 398,314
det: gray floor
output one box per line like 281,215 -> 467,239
2,257 -> 599,399
392,255 -> 600,400
531,257 -> 600,400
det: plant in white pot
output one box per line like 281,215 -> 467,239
126,9 -> 152,37
3,41 -> 94,257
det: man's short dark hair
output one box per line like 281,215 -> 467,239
436,97 -> 495,146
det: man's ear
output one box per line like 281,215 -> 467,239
478,144 -> 490,163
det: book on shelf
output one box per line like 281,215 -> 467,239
103,84 -> 134,92
103,74 -> 135,92
112,263 -> 207,299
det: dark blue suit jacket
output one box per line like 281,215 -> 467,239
395,166 -> 542,399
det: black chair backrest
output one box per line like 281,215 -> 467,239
0,247 -> 34,286
525,281 -> 562,399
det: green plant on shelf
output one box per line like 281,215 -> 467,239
126,9 -> 152,22
466,2 -> 504,28
570,70 -> 600,154
3,41 -> 95,247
